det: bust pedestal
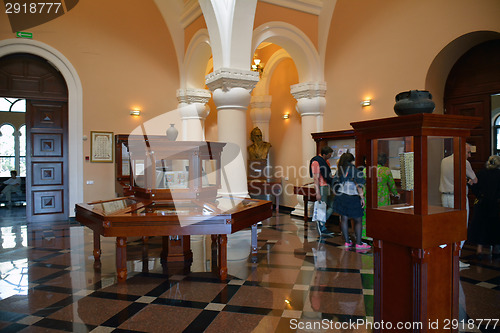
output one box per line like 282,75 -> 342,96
247,159 -> 281,213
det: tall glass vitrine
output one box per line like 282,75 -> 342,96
352,113 -> 481,330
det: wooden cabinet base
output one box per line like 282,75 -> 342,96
373,240 -> 460,332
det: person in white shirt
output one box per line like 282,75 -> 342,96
439,143 -> 477,268
1,170 -> 22,206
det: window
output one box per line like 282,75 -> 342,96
495,115 -> 500,156
0,98 -> 26,113
0,124 -> 15,177
19,125 -> 26,176
0,97 -> 26,177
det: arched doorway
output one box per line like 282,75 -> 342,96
444,39 -> 500,170
0,53 -> 69,221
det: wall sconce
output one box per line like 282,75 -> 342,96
361,99 -> 372,107
251,58 -> 264,75
130,109 -> 141,116
283,113 -> 290,119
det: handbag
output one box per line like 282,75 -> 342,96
312,201 -> 327,223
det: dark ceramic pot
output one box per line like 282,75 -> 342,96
394,90 -> 435,116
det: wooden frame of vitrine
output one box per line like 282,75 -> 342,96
351,113 -> 481,331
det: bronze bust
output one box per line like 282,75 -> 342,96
247,127 -> 271,160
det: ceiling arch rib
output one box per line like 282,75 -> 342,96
252,21 -> 322,83
199,0 -> 257,71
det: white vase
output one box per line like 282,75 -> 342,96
166,123 -> 178,141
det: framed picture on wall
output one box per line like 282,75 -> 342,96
90,131 -> 114,162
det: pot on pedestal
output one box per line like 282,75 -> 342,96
394,90 -> 435,116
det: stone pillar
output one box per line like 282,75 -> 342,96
177,88 -> 212,141
206,68 -> 259,197
249,95 -> 272,141
291,81 -> 327,217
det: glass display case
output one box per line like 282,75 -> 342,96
351,113 -> 481,328
81,135 -> 273,282
76,193 -> 273,282
369,136 -> 461,214
293,129 -> 357,223
116,136 -> 225,200
312,129 -> 356,176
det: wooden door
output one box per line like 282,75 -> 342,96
444,94 -> 490,171
444,40 -> 500,171
26,100 -> 68,222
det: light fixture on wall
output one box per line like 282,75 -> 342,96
130,109 -> 141,116
251,58 -> 264,75
283,113 -> 290,119
361,99 -> 372,107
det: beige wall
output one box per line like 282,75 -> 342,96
323,0 -> 500,130
0,0 -> 180,202
258,0 -> 500,208
254,2 -> 318,48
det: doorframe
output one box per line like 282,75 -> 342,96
0,39 -> 83,216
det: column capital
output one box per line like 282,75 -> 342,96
290,81 -> 327,100
176,88 -> 211,104
206,68 -> 259,92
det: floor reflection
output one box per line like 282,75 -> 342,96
0,206 -> 497,332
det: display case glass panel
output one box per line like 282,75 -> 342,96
121,142 -> 130,176
427,136 -> 456,214
372,136 -> 412,209
155,159 -> 190,189
90,197 -> 139,214
372,135 -> 460,215
132,158 -> 146,188
202,158 -> 217,188
327,138 -> 355,175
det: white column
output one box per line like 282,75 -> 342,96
177,89 -> 211,141
249,95 -> 272,141
291,81 -> 327,217
206,68 -> 259,197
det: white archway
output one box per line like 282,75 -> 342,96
252,22 -> 322,83
0,39 -> 84,216
183,29 -> 212,89
426,31 -> 500,114
253,48 -> 292,96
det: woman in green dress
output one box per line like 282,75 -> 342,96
362,153 -> 400,239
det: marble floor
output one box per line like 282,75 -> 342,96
0,206 -> 498,332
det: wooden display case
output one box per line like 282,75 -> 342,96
294,129 -> 357,222
80,136 -> 273,282
351,113 -> 481,332
76,196 -> 272,281
312,129 -> 356,176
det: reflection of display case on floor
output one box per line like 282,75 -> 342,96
351,114 -> 481,330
